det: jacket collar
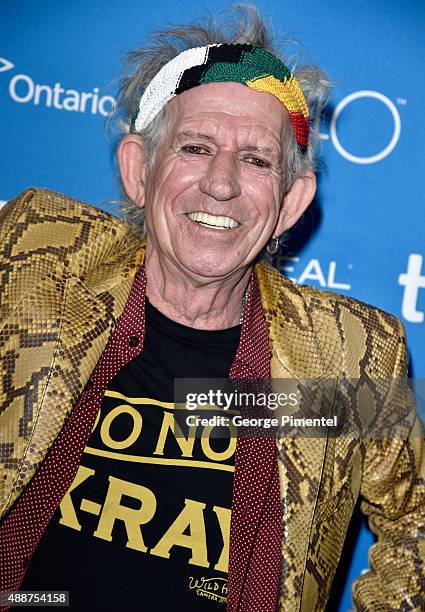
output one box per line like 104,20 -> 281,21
254,260 -> 340,380
84,238 -> 340,383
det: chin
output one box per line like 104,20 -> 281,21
181,252 -> 245,279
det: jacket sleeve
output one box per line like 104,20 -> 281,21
352,319 -> 425,611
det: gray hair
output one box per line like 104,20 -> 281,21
112,5 -> 331,234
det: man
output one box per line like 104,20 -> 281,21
0,8 -> 424,612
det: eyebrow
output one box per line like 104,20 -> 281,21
179,130 -> 277,155
180,130 -> 215,143
243,145 -> 276,155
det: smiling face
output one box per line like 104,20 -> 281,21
120,81 -> 316,282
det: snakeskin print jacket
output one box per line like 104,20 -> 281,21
1,189 -> 424,611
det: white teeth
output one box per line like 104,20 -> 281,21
187,211 -> 239,229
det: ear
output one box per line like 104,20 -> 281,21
118,134 -> 147,208
274,170 -> 317,236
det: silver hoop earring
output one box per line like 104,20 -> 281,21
266,236 -> 280,256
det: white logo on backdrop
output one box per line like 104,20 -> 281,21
398,254 -> 425,323
275,255 -> 352,290
321,90 -> 402,164
0,57 -> 14,73
0,56 -> 114,117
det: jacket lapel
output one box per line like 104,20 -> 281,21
255,261 -> 340,611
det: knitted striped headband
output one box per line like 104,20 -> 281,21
130,43 -> 310,152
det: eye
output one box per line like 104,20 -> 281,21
182,145 -> 210,155
243,156 -> 271,168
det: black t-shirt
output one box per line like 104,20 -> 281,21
21,300 -> 241,611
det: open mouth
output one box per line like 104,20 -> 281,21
186,211 -> 240,230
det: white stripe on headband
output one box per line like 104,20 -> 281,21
133,45 -> 216,132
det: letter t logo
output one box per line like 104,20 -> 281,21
398,254 -> 425,323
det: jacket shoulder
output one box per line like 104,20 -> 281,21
258,258 -> 402,330
256,260 -> 407,378
302,281 -> 407,375
0,187 -> 126,231
0,188 -> 142,317
297,277 -> 402,330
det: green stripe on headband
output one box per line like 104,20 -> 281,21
201,47 -> 292,85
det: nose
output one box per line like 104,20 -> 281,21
199,151 -> 241,200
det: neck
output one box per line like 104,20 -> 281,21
144,246 -> 252,330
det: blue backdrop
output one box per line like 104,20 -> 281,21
1,1 -> 424,609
